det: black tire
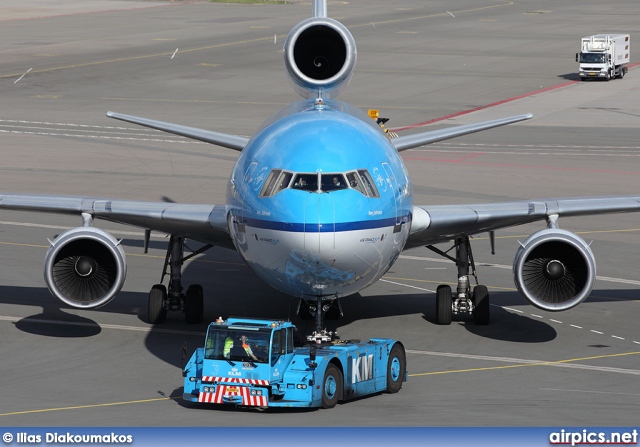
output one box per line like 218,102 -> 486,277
321,363 -> 342,409
436,285 -> 452,325
472,285 -> 490,325
620,68 -> 625,79
386,343 -> 406,394
184,284 -> 204,324
148,284 -> 166,324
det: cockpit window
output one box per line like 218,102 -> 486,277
321,174 -> 348,192
291,173 -> 318,192
357,169 -> 380,198
259,169 -> 380,197
260,170 -> 293,197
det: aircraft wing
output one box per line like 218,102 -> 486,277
407,196 -> 640,249
391,114 -> 533,152
0,193 -> 233,248
107,111 -> 249,151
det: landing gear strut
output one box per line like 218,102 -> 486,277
147,235 -> 212,324
428,236 -> 490,325
297,296 -> 343,343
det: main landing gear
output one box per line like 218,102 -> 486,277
147,235 -> 213,324
428,236 -> 490,326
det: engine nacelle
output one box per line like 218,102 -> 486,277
44,227 -> 127,309
513,229 -> 595,311
284,17 -> 356,99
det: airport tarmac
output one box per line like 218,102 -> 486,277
0,0 -> 639,426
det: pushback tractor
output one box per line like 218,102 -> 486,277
182,318 -> 407,408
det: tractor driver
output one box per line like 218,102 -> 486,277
223,333 -> 258,361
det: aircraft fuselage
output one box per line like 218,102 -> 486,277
227,99 -> 412,299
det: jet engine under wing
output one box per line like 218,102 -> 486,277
106,112 -> 249,151
392,114 -> 533,152
407,196 -> 640,248
0,194 -> 233,248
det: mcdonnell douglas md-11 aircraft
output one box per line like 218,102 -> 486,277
2,0 -> 639,339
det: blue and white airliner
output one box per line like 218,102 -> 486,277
2,0 -> 640,337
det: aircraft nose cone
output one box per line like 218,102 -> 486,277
544,260 -> 565,280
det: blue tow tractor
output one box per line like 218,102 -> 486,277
182,318 -> 407,408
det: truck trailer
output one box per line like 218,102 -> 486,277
576,34 -> 630,81
182,318 -> 407,408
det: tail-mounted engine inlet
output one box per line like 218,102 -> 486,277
44,227 -> 127,309
513,229 -> 596,311
284,17 -> 356,99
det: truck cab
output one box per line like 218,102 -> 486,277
182,317 -> 406,409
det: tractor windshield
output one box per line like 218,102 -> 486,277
204,327 -> 272,363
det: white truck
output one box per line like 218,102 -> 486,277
576,34 -> 630,81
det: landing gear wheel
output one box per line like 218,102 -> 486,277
472,285 -> 490,325
435,285 -> 452,325
148,284 -> 167,324
184,284 -> 204,324
386,343 -> 406,393
321,363 -> 342,409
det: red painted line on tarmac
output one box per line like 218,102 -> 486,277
390,62 -> 640,133
390,81 -> 578,132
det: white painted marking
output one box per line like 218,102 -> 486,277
399,254 -> 640,285
14,68 -> 32,84
550,319 -> 563,324
406,350 -> 640,375
171,48 -> 178,59
612,335 -> 625,340
591,330 -> 603,335
502,307 -> 523,313
379,279 -> 434,293
531,314 -> 543,319
570,324 -> 583,329
446,11 -> 455,18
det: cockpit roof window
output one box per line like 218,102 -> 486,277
259,169 -> 380,198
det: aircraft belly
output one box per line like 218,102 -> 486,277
239,225 -> 407,297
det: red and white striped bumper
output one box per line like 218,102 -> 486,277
198,385 -> 268,407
